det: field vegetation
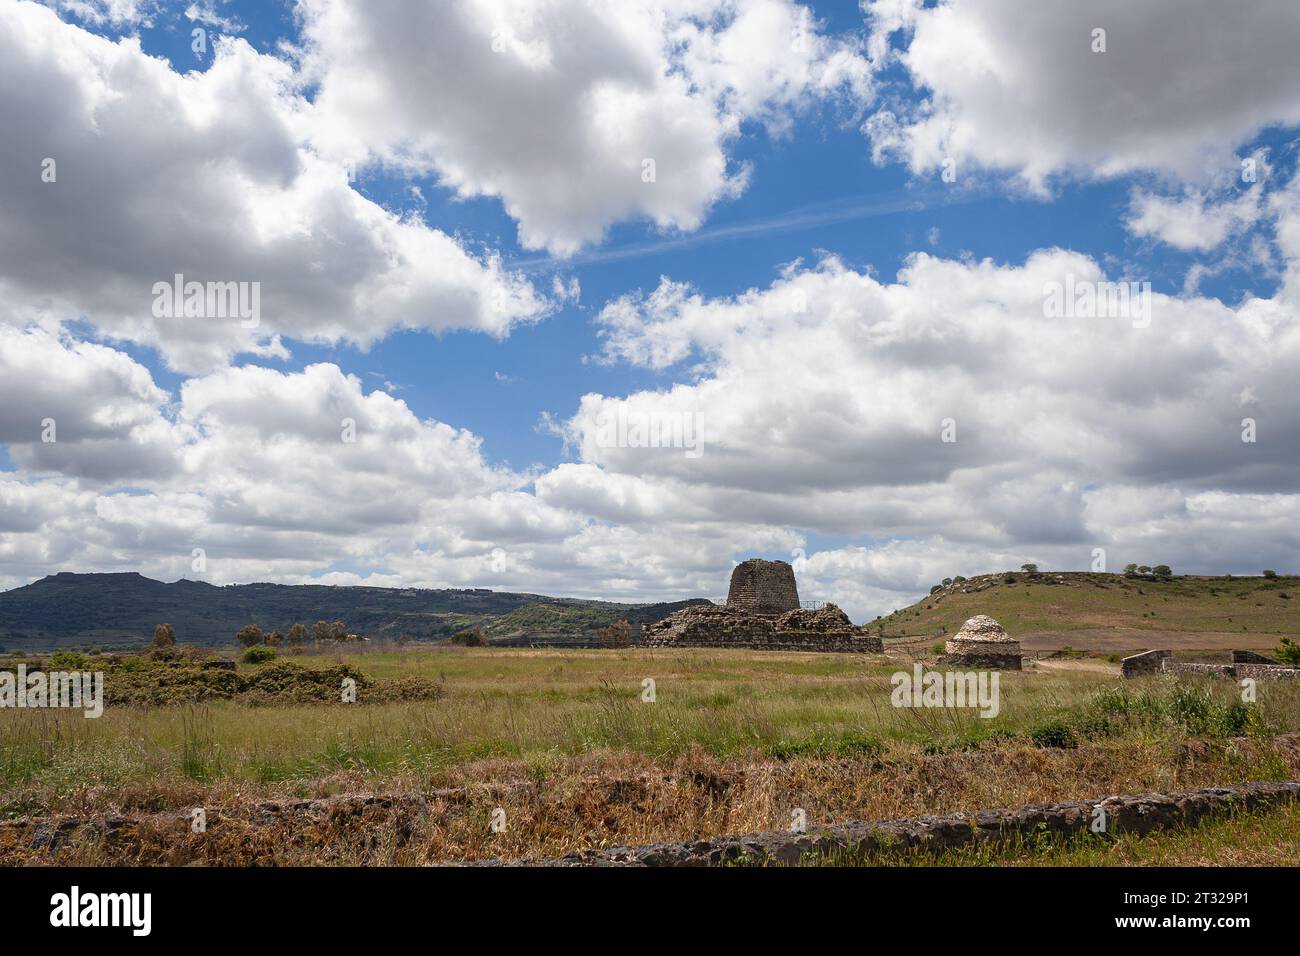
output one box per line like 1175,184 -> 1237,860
1,644 -> 1298,864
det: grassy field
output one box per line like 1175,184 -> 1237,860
878,572 -> 1300,654
780,806 -> 1300,868
799,800 -> 1300,867
1,644 -> 1299,864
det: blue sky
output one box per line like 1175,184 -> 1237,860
101,0 -> 1285,471
3,0 -> 1300,618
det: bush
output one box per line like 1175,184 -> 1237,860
1263,569 -> 1278,579
1276,636 -> 1300,666
1029,719 -> 1076,749
450,628 -> 484,647
236,624 -> 264,648
49,649 -> 91,670
240,645 -> 277,664
312,620 -> 347,643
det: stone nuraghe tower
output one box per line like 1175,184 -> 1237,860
727,558 -> 800,615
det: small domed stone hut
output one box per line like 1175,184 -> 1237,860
938,614 -> 1022,669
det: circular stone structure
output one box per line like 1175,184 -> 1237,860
942,615 -> 1023,669
726,558 -> 800,615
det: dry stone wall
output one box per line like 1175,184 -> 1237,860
726,559 -> 800,614
643,603 -> 882,653
514,779 -> 1300,866
1122,649 -> 1300,681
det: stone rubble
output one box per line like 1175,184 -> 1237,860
506,779 -> 1300,867
643,558 -> 883,652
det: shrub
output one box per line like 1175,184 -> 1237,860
235,624 -> 264,648
312,620 -> 347,643
1263,569 -> 1278,579
1029,719 -> 1076,749
930,640 -> 945,655
240,645 -> 277,664
49,649 -> 91,670
152,623 -> 176,648
1276,636 -> 1300,666
450,628 -> 484,647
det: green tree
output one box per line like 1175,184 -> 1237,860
312,620 -> 347,643
1123,563 -> 1139,577
450,627 -> 484,647
1153,565 -> 1172,578
1263,569 -> 1278,579
285,623 -> 308,646
1275,636 -> 1300,666
1021,563 -> 1039,574
236,624 -> 264,648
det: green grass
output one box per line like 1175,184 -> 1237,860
878,571 -> 1300,647
795,800 -> 1300,866
2,646 -> 1298,806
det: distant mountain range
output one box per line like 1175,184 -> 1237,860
0,572 -> 712,650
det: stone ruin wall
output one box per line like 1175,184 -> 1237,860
1122,648 -> 1300,681
643,558 -> 885,653
656,631 -> 884,654
937,651 -> 1023,670
727,559 -> 800,615
643,603 -> 882,653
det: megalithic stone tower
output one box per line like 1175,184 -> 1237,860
726,558 -> 800,615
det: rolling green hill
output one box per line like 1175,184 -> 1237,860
0,572 -> 710,651
875,570 -> 1300,655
